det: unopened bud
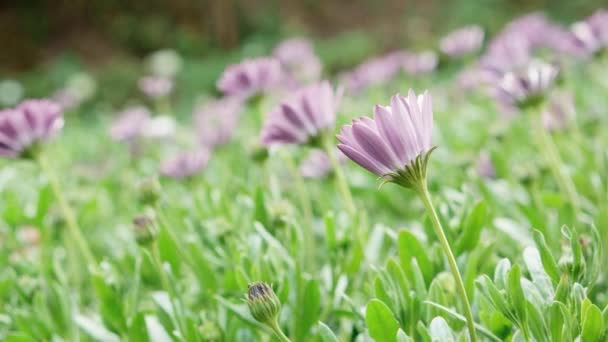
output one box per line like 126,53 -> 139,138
133,214 -> 158,246
137,177 -> 161,206
247,282 -> 281,324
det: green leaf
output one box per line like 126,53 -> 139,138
581,299 -> 604,342
253,186 -> 268,227
366,299 -> 400,342
128,313 -> 149,342
398,230 -> 433,285
317,321 -> 339,342
92,274 -> 127,333
455,201 -> 487,253
396,329 -> 412,342
74,315 -> 121,342
297,279 -> 321,340
507,265 -> 527,324
532,230 -> 560,285
428,317 -> 455,342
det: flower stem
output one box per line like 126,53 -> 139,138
268,319 -> 292,342
322,136 -> 356,216
281,151 -> 315,269
532,117 -> 581,218
416,183 -> 477,342
37,153 -> 98,272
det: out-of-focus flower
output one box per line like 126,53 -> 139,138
194,97 -> 242,148
139,76 -> 174,99
273,38 -> 322,84
160,150 -> 210,179
495,61 -> 559,109
299,148 -> 346,179
542,91 -> 576,132
568,10 -> 608,57
109,106 -> 151,142
401,51 -> 438,76
0,80 -> 24,106
17,226 -> 41,247
476,152 -> 496,179
339,52 -> 405,93
217,57 -> 283,98
147,49 -> 183,77
0,99 -> 64,158
337,90 -> 434,188
440,25 -> 485,58
480,35 -> 531,80
261,81 -> 341,146
140,115 -> 176,139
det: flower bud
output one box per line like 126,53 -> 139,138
198,320 -> 222,342
133,214 -> 158,246
137,177 -> 161,206
247,282 -> 281,324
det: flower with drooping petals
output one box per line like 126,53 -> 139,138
160,150 -> 210,179
0,99 -> 64,158
217,57 -> 283,98
109,106 -> 151,142
401,51 -> 438,76
299,148 -> 347,179
261,81 -> 341,146
337,90 -> 434,188
273,38 -> 322,83
139,75 -> 174,99
495,60 -> 559,109
440,25 -> 485,58
194,97 -> 242,148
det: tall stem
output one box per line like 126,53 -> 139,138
416,183 -> 477,342
322,136 -> 356,216
281,151 -> 315,270
268,319 -> 292,342
37,153 -> 97,272
531,116 -> 581,217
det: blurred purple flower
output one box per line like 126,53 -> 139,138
139,76 -> 174,99
160,150 -> 210,179
0,99 -> 64,158
337,90 -> 433,178
299,148 -> 347,179
340,52 -> 405,93
194,97 -> 242,148
109,106 -> 151,142
476,152 -> 496,179
273,38 -> 322,83
495,61 -> 558,108
217,57 -> 283,98
440,25 -> 485,58
568,10 -> 608,56
542,91 -> 575,132
261,81 -> 341,146
401,51 -> 438,76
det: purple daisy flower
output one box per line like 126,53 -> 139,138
109,106 -> 151,142
139,75 -> 174,99
569,10 -> 608,56
160,150 -> 210,179
0,99 -> 64,158
194,97 -> 242,148
340,52 -> 405,93
401,51 -> 438,76
217,57 -> 283,98
495,60 -> 559,108
299,148 -> 347,179
273,38 -> 322,83
337,90 -> 433,183
261,81 -> 342,146
440,25 -> 485,58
